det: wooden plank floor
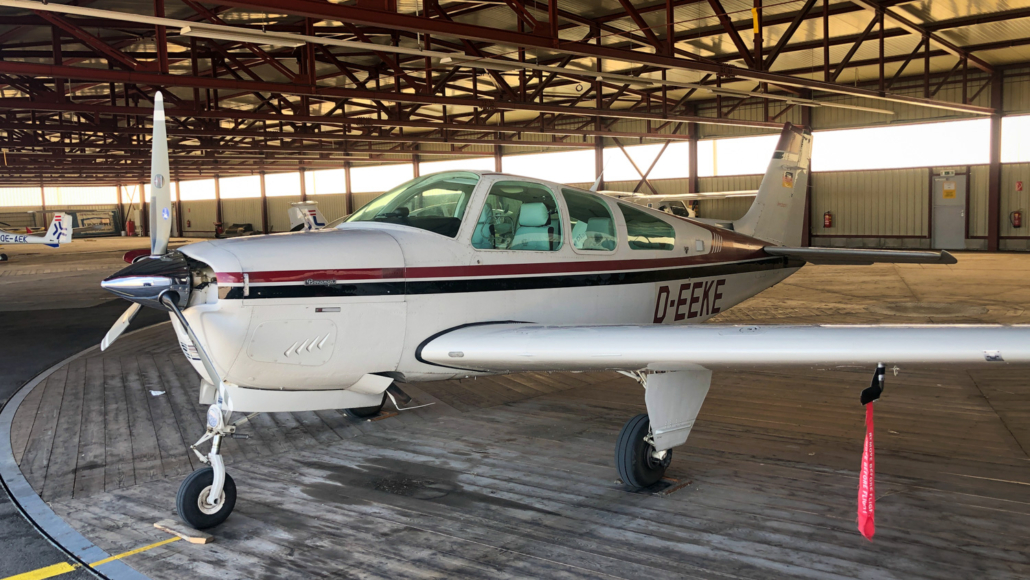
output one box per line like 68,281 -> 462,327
11,254 -> 1030,579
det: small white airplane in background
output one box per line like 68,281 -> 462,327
0,213 -> 73,260
288,201 -> 328,231
97,93 -> 1030,531
0,213 -> 72,247
603,190 -> 759,221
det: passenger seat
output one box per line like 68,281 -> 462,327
510,203 -> 555,251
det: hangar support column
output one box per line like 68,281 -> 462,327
259,171 -> 268,234
138,181 -> 148,236
214,175 -> 222,236
344,161 -> 352,215
988,73 -> 1003,252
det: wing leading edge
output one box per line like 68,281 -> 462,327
419,323 -> 1030,373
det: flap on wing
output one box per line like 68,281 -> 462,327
418,323 -> 1030,373
764,246 -> 956,265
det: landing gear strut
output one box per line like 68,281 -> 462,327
615,414 -> 672,488
177,402 -> 241,529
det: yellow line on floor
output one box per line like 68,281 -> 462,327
1,563 -> 77,580
90,537 -> 181,567
1,536 -> 182,580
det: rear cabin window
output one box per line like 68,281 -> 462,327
472,181 -> 562,251
618,203 -> 676,250
562,188 -> 617,251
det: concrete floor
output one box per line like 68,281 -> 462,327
2,250 -> 1029,579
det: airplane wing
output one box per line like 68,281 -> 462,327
418,323 -> 1030,373
764,246 -> 957,265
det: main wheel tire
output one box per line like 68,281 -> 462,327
0,253 -> 8,262
615,413 -> 672,489
176,467 -> 237,530
344,392 -> 387,419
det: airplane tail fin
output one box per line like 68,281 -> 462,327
733,123 -> 813,247
43,213 -> 71,246
289,201 -> 326,231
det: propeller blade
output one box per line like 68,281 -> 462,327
150,91 -> 172,256
160,293 -> 221,387
101,302 -> 142,351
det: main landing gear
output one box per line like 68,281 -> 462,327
614,370 -> 712,490
615,414 -> 672,488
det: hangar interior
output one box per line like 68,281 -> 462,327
2,1 -> 1030,580
0,0 -> 1029,249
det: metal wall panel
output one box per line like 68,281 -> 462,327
221,198 -> 263,229
351,191 -> 382,210
266,196 -> 302,233
968,165 -> 990,238
1000,163 -> 1030,237
810,168 -> 928,237
699,174 -> 763,193
1003,68 -> 1030,114
181,200 -> 218,236
311,194 -> 350,221
697,198 -> 753,221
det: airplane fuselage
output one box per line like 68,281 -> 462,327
167,173 -> 802,404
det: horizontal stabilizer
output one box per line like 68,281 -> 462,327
764,246 -> 956,265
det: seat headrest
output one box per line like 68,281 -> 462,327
519,203 -> 550,227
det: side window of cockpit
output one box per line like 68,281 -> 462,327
561,189 -> 617,252
472,181 -> 563,251
618,203 -> 676,250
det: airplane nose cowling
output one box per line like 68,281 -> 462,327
173,228 -> 409,391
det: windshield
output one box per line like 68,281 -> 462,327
342,172 -> 480,237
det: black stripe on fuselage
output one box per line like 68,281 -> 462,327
222,256 -> 799,300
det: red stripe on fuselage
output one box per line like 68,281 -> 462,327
214,245 -> 770,285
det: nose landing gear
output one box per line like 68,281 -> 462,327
177,402 -> 247,529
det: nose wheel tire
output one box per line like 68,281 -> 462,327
176,467 -> 236,530
615,413 -> 672,489
344,392 -> 388,419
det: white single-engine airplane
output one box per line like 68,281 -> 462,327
99,93 -> 1030,530
0,213 -> 72,247
0,213 -> 74,261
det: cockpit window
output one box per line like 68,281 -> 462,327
343,172 -> 479,237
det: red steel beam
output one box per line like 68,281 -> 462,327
0,60 -> 787,129
211,0 -> 993,115
32,11 -> 145,71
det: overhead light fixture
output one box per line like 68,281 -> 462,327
179,26 -> 305,48
439,56 -> 453,64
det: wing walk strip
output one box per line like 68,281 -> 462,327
2,538 -> 181,580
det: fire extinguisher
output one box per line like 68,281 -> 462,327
823,211 -> 833,229
1011,210 -> 1023,228
125,219 -> 136,237
186,219 -> 191,228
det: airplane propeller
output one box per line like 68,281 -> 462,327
98,91 -> 229,414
